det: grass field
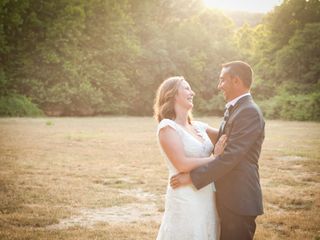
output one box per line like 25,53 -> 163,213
0,117 -> 319,239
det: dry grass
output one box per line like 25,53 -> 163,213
0,117 -> 319,239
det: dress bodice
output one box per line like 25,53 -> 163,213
157,118 -> 214,176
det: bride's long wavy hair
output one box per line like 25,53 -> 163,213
153,76 -> 192,123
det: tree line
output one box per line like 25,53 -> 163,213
0,0 -> 319,120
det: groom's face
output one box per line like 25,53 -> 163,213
218,67 -> 236,102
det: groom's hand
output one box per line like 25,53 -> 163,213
170,172 -> 191,189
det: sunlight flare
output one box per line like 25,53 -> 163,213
203,0 -> 217,8
203,0 -> 283,13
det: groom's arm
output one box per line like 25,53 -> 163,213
190,107 -> 264,190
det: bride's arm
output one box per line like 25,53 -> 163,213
206,126 -> 219,144
159,126 -> 215,172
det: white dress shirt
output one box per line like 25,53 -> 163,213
225,92 -> 251,109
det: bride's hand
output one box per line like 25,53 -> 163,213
213,134 -> 227,156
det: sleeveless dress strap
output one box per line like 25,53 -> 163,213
157,119 -> 178,136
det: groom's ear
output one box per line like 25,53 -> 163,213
233,76 -> 244,87
231,75 -> 240,85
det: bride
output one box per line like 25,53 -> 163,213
153,76 -> 226,240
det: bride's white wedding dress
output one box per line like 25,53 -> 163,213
156,119 -> 220,240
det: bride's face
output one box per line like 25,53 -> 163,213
175,80 -> 195,110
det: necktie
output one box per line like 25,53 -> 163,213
224,105 -> 233,121
218,105 -> 234,137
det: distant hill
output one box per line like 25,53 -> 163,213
223,11 -> 265,28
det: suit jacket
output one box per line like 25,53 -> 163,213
190,95 -> 265,216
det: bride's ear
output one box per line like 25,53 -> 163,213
174,92 -> 179,100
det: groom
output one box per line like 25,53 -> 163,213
171,61 -> 265,240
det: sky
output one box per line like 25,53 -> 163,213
203,0 -> 284,13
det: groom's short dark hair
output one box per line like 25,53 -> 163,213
222,61 -> 253,88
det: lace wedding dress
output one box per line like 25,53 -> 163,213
156,119 -> 220,240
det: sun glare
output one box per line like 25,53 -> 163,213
203,0 -> 216,8
202,0 -> 283,13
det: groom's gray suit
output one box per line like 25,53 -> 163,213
190,95 -> 265,239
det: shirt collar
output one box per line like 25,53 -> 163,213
225,92 -> 251,109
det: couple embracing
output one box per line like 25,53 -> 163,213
153,61 -> 265,240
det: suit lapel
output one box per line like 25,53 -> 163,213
219,95 -> 252,136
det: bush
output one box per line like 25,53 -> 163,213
0,94 -> 43,117
194,94 -> 225,116
259,92 -> 320,121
